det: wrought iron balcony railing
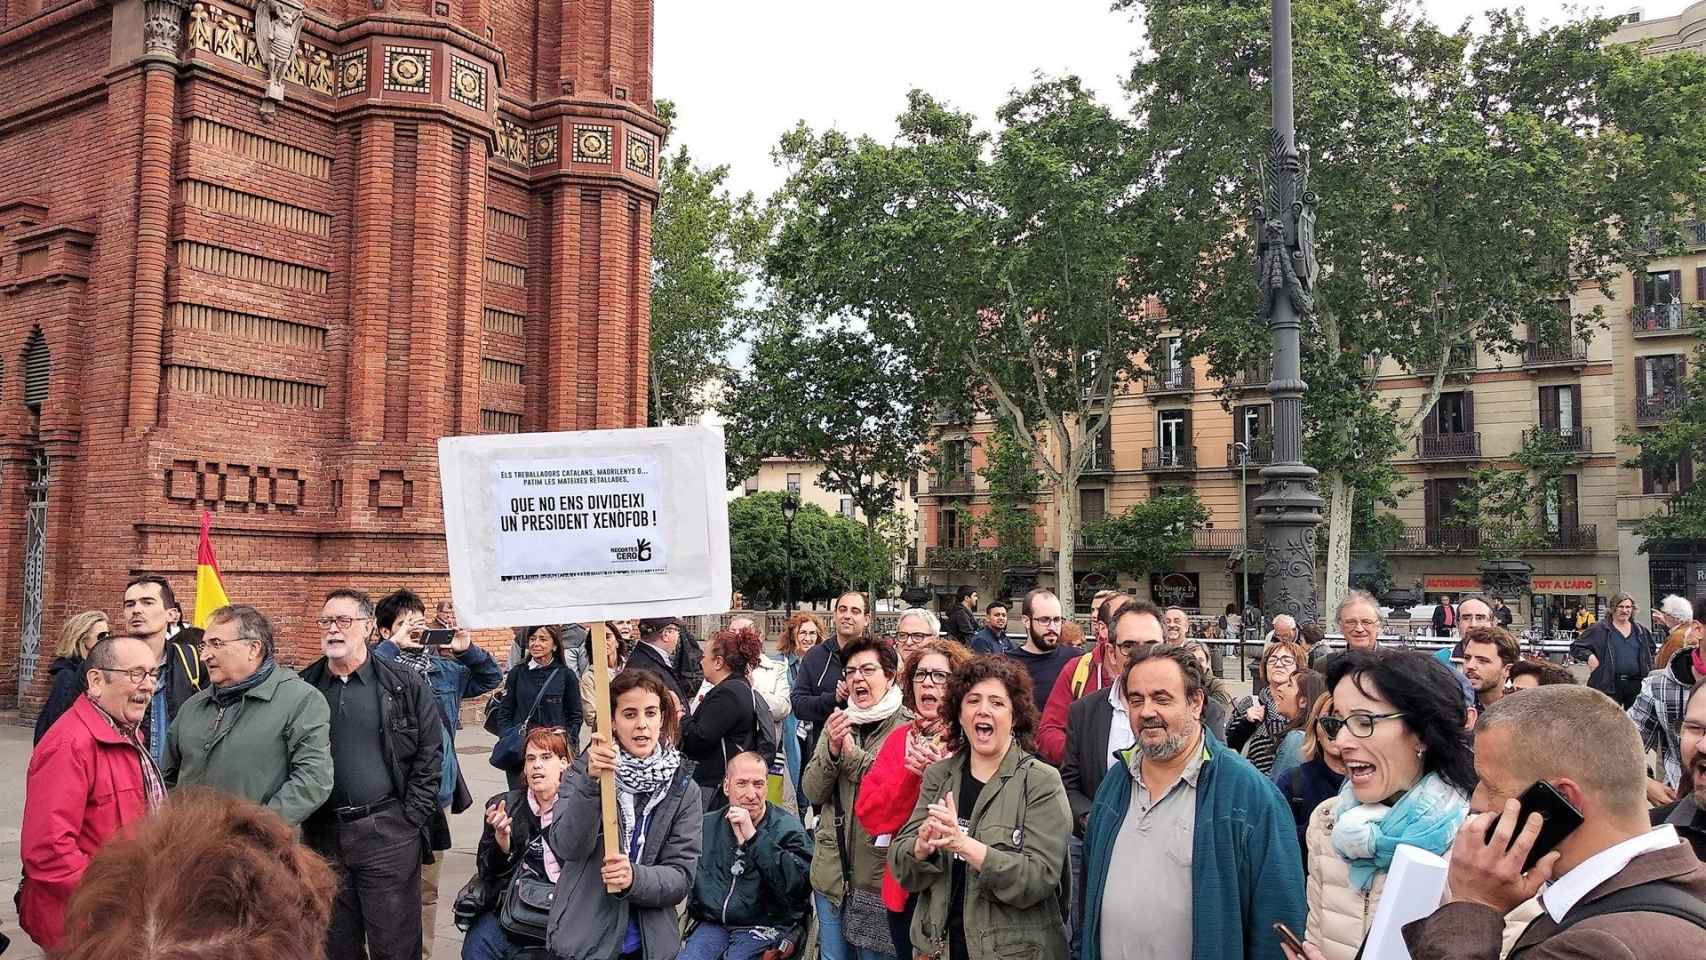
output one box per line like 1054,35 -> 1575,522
1141,446 -> 1197,472
1523,339 -> 1589,366
1522,427 -> 1591,454
1636,391 -> 1685,426
1227,438 -> 1273,467
1144,366 -> 1195,395
1631,304 -> 1691,336
1416,432 -> 1482,460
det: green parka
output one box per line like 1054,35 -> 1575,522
802,707 -> 910,906
890,745 -> 1072,960
162,666 -> 333,826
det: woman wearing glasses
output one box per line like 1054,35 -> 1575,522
1293,649 -> 1534,960
856,639 -> 974,957
34,611 -> 109,744
803,635 -> 910,960
1227,640 -> 1308,766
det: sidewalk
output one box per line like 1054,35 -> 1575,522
0,718 -> 501,960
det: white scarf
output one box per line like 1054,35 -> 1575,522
842,683 -> 904,725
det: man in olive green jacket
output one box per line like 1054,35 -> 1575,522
163,604 -> 332,825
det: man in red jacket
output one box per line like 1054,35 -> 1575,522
1037,593 -> 1137,765
20,635 -> 164,949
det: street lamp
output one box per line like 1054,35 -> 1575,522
1251,0 -> 1326,626
1234,441 -> 1251,629
781,493 -> 799,614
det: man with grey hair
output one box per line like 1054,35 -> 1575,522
894,606 -> 941,661
163,604 -> 333,825
1656,595 -> 1694,634
1335,589 -> 1383,654
1395,685 -> 1706,960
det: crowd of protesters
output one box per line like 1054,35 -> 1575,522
16,577 -> 1706,960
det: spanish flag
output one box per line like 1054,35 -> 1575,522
193,510 -> 230,628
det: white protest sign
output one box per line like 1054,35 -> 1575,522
439,425 -> 731,628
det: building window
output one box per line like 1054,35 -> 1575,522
786,473 -> 801,495
743,475 -> 759,494
1639,355 -> 1685,398
1088,421 -> 1113,471
1080,487 -> 1105,524
839,498 -> 853,518
939,509 -> 967,548
1435,391 -> 1473,434
1543,475 -> 1580,533
1158,409 -> 1188,449
1643,457 -> 1694,496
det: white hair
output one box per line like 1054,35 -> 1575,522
1661,595 -> 1694,622
1272,613 -> 1298,630
1335,589 -> 1382,625
899,607 -> 940,635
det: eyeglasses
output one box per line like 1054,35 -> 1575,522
1114,641 -> 1150,655
896,631 -> 934,643
92,630 -> 111,642
202,636 -> 253,651
1316,712 -> 1406,740
1267,656 -> 1298,669
316,615 -> 370,630
913,669 -> 951,686
843,663 -> 883,680
97,666 -> 161,686
1340,618 -> 1379,629
1029,616 -> 1066,627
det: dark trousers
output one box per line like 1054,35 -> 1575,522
321,804 -> 426,960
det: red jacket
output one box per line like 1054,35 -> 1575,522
20,696 -> 150,949
855,722 -> 939,910
1037,643 -> 1115,765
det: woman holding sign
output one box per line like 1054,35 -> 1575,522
544,669 -> 702,960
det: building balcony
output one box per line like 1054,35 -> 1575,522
1631,304 -> 1693,337
1082,447 -> 1114,476
1228,438 -> 1273,467
924,545 -> 982,570
1535,524 -> 1598,552
1636,391 -> 1686,426
1521,427 -> 1591,455
1416,432 -> 1482,460
1075,526 -> 1264,555
927,473 -> 974,494
1144,366 -> 1195,396
1223,362 -> 1270,392
1523,339 -> 1589,367
1142,446 -> 1197,472
1387,525 -> 1482,553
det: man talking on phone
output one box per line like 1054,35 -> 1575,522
373,588 -> 503,959
1396,685 -> 1706,959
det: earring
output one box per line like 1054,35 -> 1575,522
1416,748 -> 1425,759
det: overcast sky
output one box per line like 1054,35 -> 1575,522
654,0 -> 1625,202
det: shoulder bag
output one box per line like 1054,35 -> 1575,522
496,838 -> 555,944
489,669 -> 560,773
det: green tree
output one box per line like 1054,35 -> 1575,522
767,77 -> 1158,594
1078,490 -> 1210,582
967,421 -> 1045,582
1621,313 -> 1706,548
1451,430 -> 1577,560
1119,0 -> 1706,612
721,313 -> 932,594
649,128 -> 771,426
727,492 -> 889,605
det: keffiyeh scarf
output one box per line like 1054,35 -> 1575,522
614,745 -> 681,854
1331,772 -> 1469,891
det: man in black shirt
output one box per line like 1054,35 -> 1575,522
627,617 -> 691,704
300,589 -> 442,960
947,586 -> 979,646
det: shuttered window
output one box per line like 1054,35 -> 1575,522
22,329 -> 48,409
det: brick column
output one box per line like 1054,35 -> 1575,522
125,64 -> 177,433
408,124 -> 454,442
452,135 -> 487,436
346,120 -> 395,442
596,190 -> 633,428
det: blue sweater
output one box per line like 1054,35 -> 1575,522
1080,735 -> 1305,960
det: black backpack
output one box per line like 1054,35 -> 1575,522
1507,880 -> 1706,959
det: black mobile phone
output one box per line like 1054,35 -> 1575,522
1486,780 -> 1584,872
1273,922 -> 1305,955
420,628 -> 456,647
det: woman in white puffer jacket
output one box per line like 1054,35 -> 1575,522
1295,649 -> 1538,960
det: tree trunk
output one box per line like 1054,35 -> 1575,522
1055,475 -> 1076,604
1322,469 -> 1354,622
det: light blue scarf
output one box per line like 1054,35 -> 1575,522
1330,772 -> 1469,890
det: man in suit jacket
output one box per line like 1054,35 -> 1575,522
1391,685 -> 1706,960
627,617 -> 690,705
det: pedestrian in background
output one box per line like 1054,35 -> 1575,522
32,610 -> 108,744
1573,592 -> 1654,708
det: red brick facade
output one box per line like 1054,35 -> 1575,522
0,0 -> 659,715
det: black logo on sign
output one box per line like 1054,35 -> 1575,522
635,538 -> 652,562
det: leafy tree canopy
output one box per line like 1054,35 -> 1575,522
727,492 -> 891,605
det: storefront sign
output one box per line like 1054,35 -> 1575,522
1150,571 -> 1202,610
1531,575 -> 1596,594
1423,574 -> 1480,593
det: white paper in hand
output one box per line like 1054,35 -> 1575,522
1360,843 -> 1450,960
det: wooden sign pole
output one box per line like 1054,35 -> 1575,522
589,621 -> 621,891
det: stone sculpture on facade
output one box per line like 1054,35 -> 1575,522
254,0 -> 306,116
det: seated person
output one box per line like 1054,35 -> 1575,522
681,751 -> 813,960
461,727 -> 573,960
